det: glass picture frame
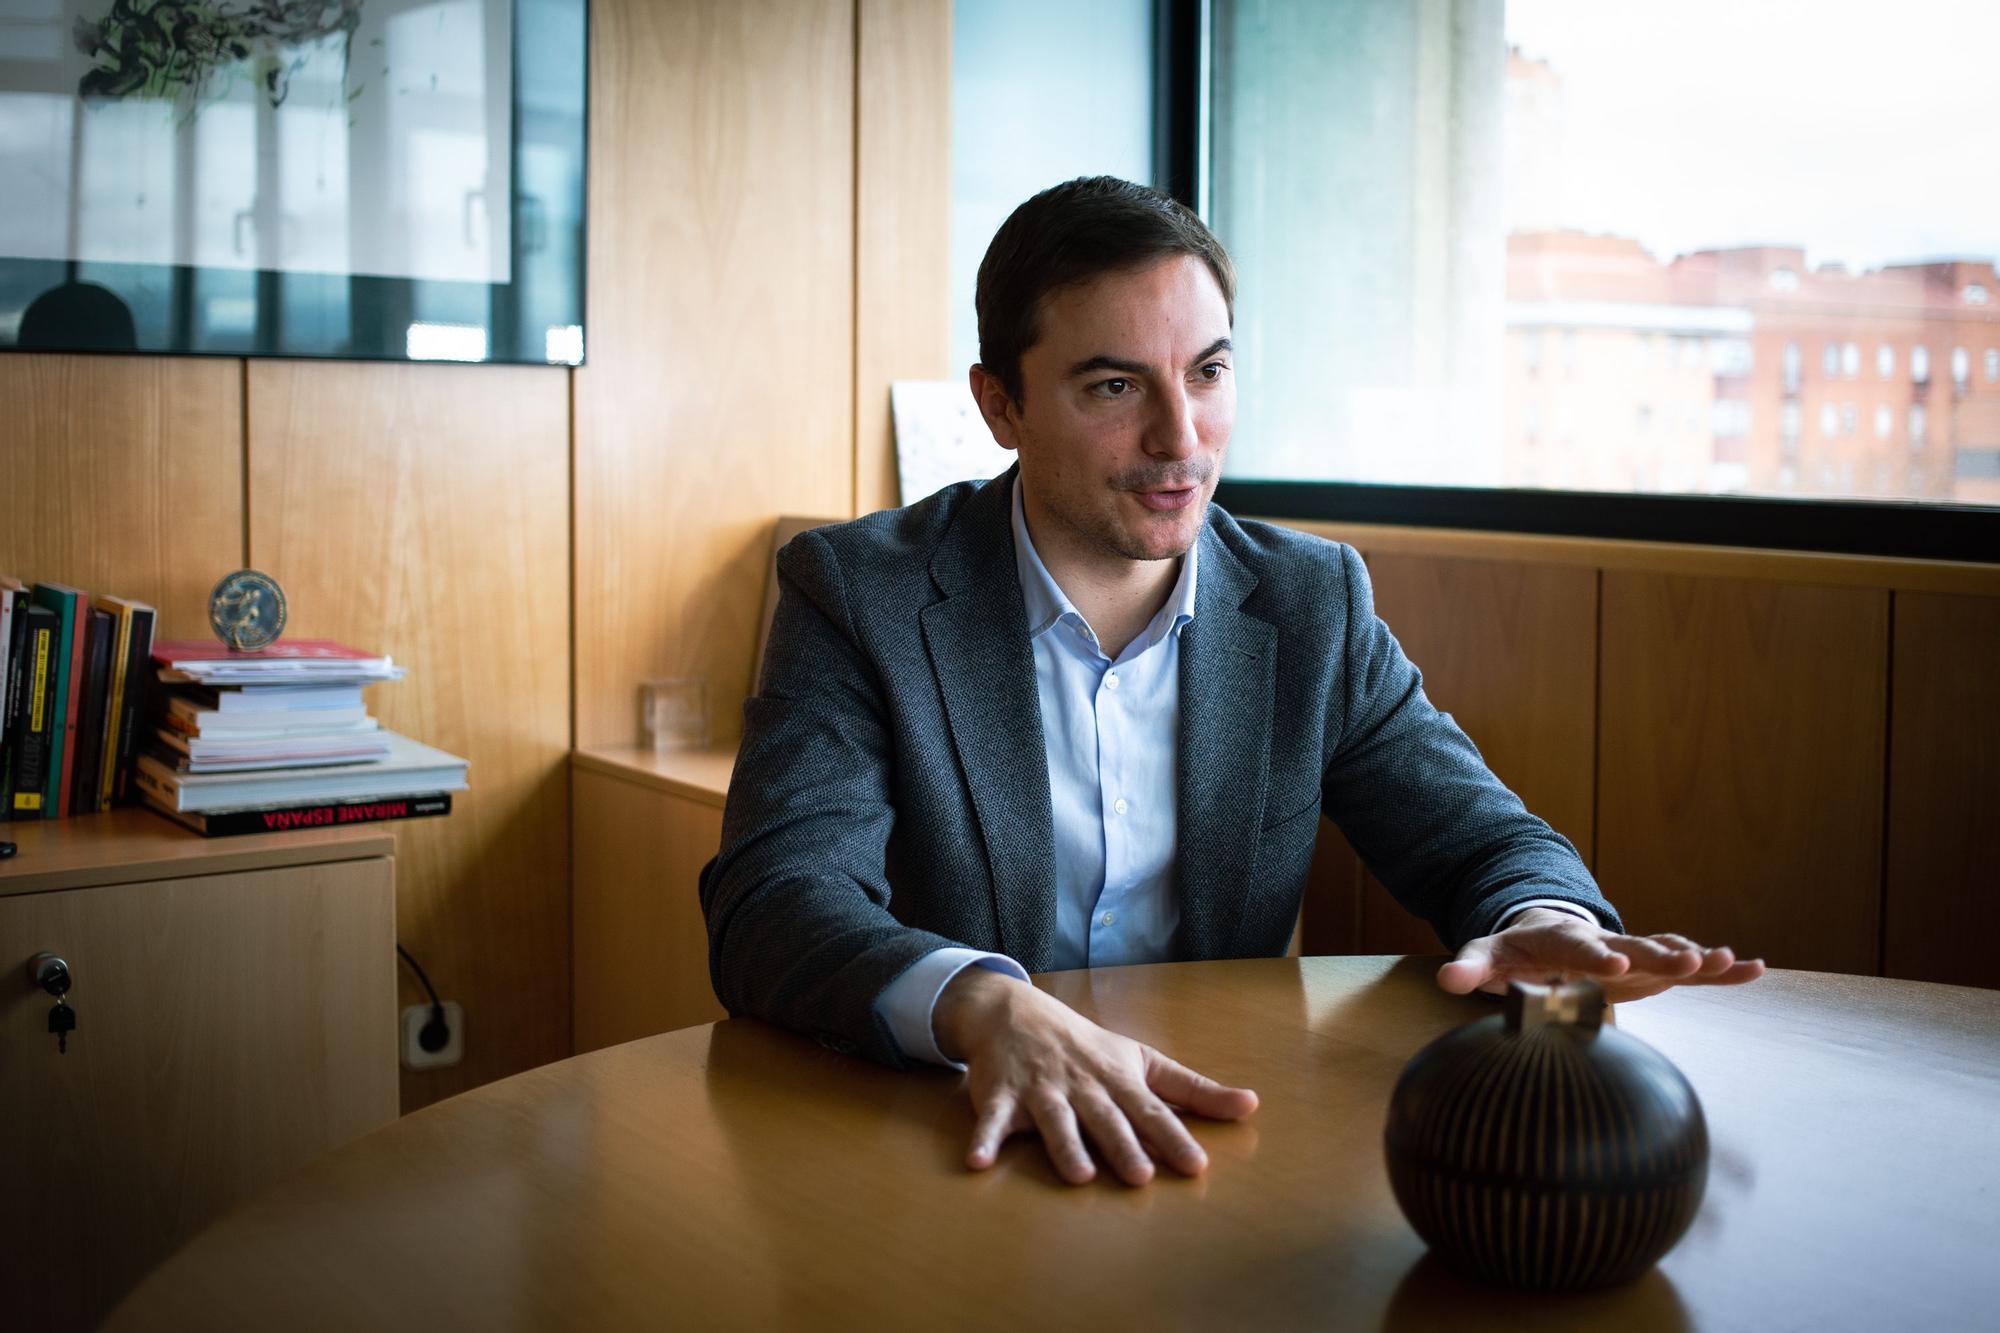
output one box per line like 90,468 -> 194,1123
0,0 -> 587,366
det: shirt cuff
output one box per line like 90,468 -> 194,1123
874,947 -> 1030,1069
1497,898 -> 1601,930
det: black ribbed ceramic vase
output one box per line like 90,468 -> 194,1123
1383,978 -> 1708,1291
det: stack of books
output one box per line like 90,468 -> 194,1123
1,578 -> 158,820
134,641 -> 468,836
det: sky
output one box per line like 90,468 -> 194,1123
1504,0 -> 1999,271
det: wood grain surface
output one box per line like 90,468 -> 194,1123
854,0 -> 954,516
572,742 -> 738,809
0,354 -> 242,637
108,958 -> 2000,1332
246,360 -> 572,1110
5,856 -> 396,1331
1358,554 -> 1599,955
0,806 -> 390,898
572,762 -> 728,1051
1276,516 -> 2000,597
1596,573 -> 1888,975
574,0 -> 857,749
1884,591 -> 2000,988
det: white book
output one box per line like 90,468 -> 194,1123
136,731 -> 469,812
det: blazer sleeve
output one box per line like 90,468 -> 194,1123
1318,544 -> 1623,949
699,530 -> 961,1068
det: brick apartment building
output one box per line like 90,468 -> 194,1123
1502,50 -> 2000,506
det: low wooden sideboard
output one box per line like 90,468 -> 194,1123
1,811 -> 399,1331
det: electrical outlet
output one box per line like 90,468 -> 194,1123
401,1001 -> 464,1070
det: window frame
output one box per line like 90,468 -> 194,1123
1168,3 -> 1999,562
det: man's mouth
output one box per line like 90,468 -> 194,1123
1131,486 -> 1200,512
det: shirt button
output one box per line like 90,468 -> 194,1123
1101,911 -> 1115,927
1113,798 -> 1129,815
1104,673 -> 1120,690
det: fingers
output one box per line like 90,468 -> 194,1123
1144,1050 -> 1259,1120
1024,1089 -> 1096,1185
966,1093 -> 1020,1172
1074,1091 -> 1155,1186
1111,1085 -> 1210,1177
1605,934 -> 1704,976
1435,936 -> 1496,995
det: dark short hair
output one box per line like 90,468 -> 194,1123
975,176 -> 1236,404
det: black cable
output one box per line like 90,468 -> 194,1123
395,942 -> 452,1053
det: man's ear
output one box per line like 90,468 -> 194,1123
968,364 -> 1022,452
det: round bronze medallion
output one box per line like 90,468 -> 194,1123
208,569 -> 289,652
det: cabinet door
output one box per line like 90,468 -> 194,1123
0,858 -> 396,1331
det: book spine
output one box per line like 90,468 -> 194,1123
111,607 -> 155,803
30,585 -> 83,819
97,602 -> 135,812
8,611 -> 57,816
131,759 -> 182,812
68,609 -> 114,816
153,792 -> 453,837
0,589 -> 24,815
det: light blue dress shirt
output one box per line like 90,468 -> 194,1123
873,479 -> 1590,1068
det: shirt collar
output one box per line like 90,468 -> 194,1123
1011,476 -> 1199,648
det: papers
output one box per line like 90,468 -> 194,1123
151,639 -> 405,685
891,380 -> 1014,505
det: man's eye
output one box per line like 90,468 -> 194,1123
1198,361 -> 1228,381
1095,377 -> 1132,397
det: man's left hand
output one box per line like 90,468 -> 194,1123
1436,906 -> 1766,1003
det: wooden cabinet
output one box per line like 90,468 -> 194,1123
571,746 -> 732,1052
1,811 -> 398,1332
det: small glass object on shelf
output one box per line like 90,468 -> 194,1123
639,678 -> 709,752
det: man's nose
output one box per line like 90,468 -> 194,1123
1144,381 -> 1200,459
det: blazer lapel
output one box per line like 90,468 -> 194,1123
1174,523 -> 1277,960
919,470 -> 1059,969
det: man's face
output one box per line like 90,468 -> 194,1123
973,254 -> 1234,565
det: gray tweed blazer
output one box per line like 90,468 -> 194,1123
700,467 -> 1619,1067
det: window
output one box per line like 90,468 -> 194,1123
1523,329 -> 1543,371
1875,405 -> 1893,440
1966,283 -> 1990,305
1910,404 -> 1928,447
950,0 -> 1156,375
1987,348 -> 1999,382
1196,0 -> 1998,554
1951,346 -> 1970,387
1913,345 -> 1931,383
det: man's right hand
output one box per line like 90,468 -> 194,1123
932,967 -> 1259,1186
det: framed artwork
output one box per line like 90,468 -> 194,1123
0,0 -> 586,365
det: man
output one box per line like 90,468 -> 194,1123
702,176 -> 1763,1188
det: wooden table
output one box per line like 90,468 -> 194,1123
110,957 -> 1999,1331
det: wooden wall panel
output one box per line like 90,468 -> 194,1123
572,767 -> 728,1051
1353,554 -> 1600,955
575,0 -> 857,750
0,355 -> 241,636
854,0 -> 953,516
247,361 -> 572,1110
1597,573 -> 1888,975
1884,593 -> 2000,989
